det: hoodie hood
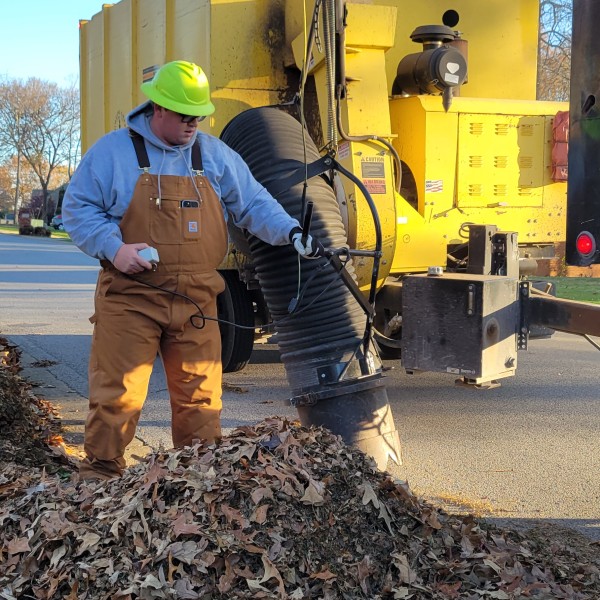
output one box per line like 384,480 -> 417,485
126,101 -> 198,153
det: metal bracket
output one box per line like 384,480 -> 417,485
316,350 -> 381,385
518,280 -> 530,351
288,375 -> 386,407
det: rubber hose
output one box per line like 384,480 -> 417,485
220,107 -> 367,393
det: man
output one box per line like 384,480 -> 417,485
63,60 -> 318,479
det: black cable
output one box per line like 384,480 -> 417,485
126,251 -> 344,332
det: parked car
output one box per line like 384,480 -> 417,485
51,214 -> 64,230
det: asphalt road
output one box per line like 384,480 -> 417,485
1,232 -> 599,541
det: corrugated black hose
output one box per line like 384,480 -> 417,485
221,107 -> 401,469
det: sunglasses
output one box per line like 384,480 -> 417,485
172,110 -> 206,124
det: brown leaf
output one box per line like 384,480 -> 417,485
172,513 -> 204,537
300,480 -> 325,505
251,503 -> 269,524
361,482 -> 380,508
310,568 -> 337,581
7,536 -> 30,555
357,555 -> 371,595
250,486 -> 273,504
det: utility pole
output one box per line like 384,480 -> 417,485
12,112 -> 21,223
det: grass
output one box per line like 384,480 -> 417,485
533,276 -> 600,304
0,223 -> 71,241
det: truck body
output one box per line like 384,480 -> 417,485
80,0 -> 567,279
78,0 -> 575,373
77,0 -> 600,466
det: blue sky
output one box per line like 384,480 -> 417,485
0,1 -> 107,86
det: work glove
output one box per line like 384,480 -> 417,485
290,227 -> 325,259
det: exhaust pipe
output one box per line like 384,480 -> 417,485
221,107 -> 401,469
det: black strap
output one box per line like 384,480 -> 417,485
129,129 -> 203,172
191,140 -> 203,171
129,130 -> 150,169
267,155 -> 334,198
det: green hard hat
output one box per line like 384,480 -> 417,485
141,60 -> 215,117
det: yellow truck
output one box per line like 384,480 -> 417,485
78,0 -> 600,467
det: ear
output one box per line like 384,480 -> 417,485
152,104 -> 166,119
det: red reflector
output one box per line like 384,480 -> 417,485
576,231 -> 595,256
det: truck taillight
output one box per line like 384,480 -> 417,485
576,231 -> 596,257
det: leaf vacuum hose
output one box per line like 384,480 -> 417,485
221,107 -> 401,469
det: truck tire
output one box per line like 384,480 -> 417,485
218,270 -> 255,373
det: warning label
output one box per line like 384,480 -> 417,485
337,141 -> 350,161
361,158 -> 385,178
363,179 -> 387,194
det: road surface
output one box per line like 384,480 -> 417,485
1,232 -> 599,540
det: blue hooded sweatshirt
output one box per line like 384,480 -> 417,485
63,101 -> 300,262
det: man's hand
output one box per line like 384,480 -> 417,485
291,230 -> 325,259
113,243 -> 154,274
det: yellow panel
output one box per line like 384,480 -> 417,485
211,0 -> 291,92
457,114 -> 544,208
286,0 -> 539,101
389,95 -> 568,273
392,194 -> 448,273
172,0 -> 211,76
376,0 -> 539,100
137,0 -> 168,71
336,140 -> 397,291
345,4 -> 396,48
80,15 -> 107,151
105,1 -> 134,132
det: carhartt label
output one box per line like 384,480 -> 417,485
188,221 -> 198,233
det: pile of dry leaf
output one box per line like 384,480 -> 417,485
1,340 -> 600,599
0,339 -> 65,469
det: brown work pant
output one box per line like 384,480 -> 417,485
80,269 -> 224,479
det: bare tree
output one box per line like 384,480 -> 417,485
0,155 -> 40,216
538,0 -> 572,101
0,77 -> 80,221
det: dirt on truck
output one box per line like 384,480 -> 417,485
1,338 -> 600,600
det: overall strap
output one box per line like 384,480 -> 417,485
129,129 -> 150,170
129,129 -> 203,172
191,139 -> 203,172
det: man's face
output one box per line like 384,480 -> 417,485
151,106 -> 204,146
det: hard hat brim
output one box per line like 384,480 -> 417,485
141,82 -> 216,117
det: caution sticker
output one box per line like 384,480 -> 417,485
361,157 -> 385,178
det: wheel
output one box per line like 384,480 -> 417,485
58,224 -> 65,231
217,270 -> 255,373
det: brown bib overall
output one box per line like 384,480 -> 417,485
81,133 -> 228,479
